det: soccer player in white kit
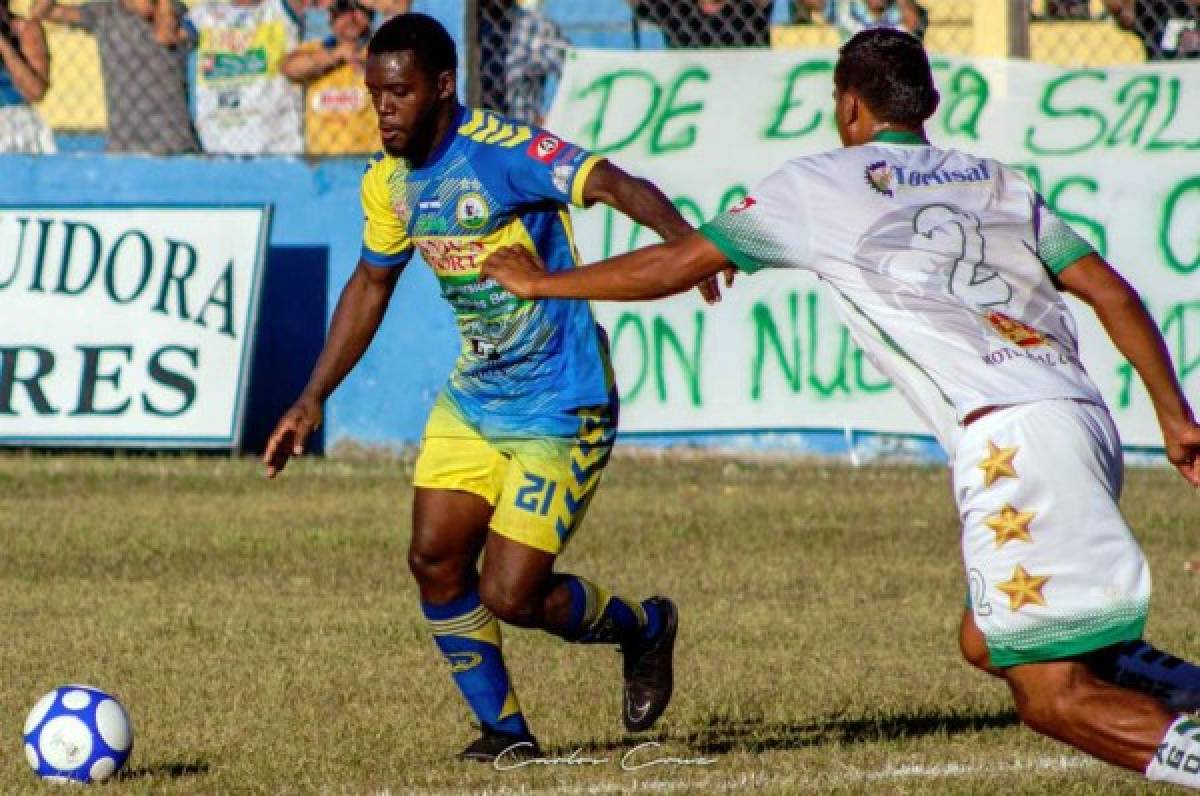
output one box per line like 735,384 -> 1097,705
482,28 -> 1200,789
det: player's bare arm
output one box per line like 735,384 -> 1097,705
264,259 -> 403,478
1058,253 -> 1200,486
482,230 -> 730,302
580,160 -> 734,303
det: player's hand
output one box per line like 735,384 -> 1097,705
695,266 -> 737,304
481,245 -> 546,299
263,396 -> 323,479
1162,414 -> 1200,487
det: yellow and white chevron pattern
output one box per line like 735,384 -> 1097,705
458,110 -> 534,148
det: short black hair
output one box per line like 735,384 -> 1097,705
834,28 -> 939,127
367,12 -> 457,77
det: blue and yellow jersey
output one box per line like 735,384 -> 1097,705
360,104 -> 613,439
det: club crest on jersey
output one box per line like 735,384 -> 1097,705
455,192 -> 490,230
865,161 -> 895,198
986,311 -> 1047,348
527,133 -> 562,163
729,196 -> 757,213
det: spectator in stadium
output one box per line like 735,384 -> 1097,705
790,0 -> 825,22
182,0 -> 306,155
0,0 -> 53,153
504,0 -> 568,124
628,0 -> 776,48
1104,0 -> 1199,59
30,0 -> 199,154
477,0 -> 568,123
362,0 -> 409,20
283,0 -> 376,155
823,0 -> 928,41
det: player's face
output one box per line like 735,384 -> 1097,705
365,51 -> 452,159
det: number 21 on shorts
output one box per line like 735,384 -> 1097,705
514,473 -> 558,516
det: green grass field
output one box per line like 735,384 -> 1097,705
1,451 -> 1196,794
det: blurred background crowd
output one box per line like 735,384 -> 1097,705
0,0 -> 1194,156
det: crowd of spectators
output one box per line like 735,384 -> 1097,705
0,0 -> 1194,155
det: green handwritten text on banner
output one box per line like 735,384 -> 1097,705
549,50 -> 1200,448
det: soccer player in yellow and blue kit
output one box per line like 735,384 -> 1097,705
263,13 -> 719,762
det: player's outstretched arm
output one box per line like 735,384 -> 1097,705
264,259 -> 403,478
1059,253 -> 1200,486
581,160 -> 734,303
482,231 -> 730,303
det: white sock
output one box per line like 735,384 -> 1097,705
1146,717 -> 1200,788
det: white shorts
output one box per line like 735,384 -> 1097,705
956,399 -> 1150,667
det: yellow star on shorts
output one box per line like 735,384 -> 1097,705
985,505 -> 1035,547
998,564 -> 1050,611
979,441 -> 1018,487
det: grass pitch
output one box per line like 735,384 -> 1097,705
0,451 -> 1196,794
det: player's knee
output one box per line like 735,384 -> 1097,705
958,624 -> 992,672
407,545 -> 466,591
479,580 -> 539,628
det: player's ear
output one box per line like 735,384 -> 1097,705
436,69 -> 456,102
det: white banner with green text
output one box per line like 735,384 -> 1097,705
548,49 -> 1199,449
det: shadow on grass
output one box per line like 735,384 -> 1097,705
560,709 -> 1020,756
119,760 -> 211,781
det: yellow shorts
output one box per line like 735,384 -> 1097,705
412,396 -> 616,555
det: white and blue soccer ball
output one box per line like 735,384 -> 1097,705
23,685 -> 133,784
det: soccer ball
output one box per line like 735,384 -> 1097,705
23,685 -> 133,784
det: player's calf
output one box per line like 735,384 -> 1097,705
1004,659 -> 1200,788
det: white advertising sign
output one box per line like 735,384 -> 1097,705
0,205 -> 270,447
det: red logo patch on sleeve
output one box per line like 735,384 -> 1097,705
729,196 -> 757,213
527,134 -> 563,163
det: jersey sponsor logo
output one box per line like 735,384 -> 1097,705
865,161 -> 895,198
894,162 -> 991,188
415,238 -> 486,273
985,311 -> 1047,348
455,192 -> 490,230
527,133 -> 563,163
469,337 -> 501,361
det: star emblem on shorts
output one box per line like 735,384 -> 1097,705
979,441 -> 1018,487
985,505 -> 1035,547
998,564 -> 1050,611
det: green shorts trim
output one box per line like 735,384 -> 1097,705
986,599 -> 1149,667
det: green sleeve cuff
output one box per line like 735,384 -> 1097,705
698,222 -> 765,274
1044,236 -> 1094,275
1038,215 -> 1096,275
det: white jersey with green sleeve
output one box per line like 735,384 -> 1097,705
699,132 -> 1104,454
